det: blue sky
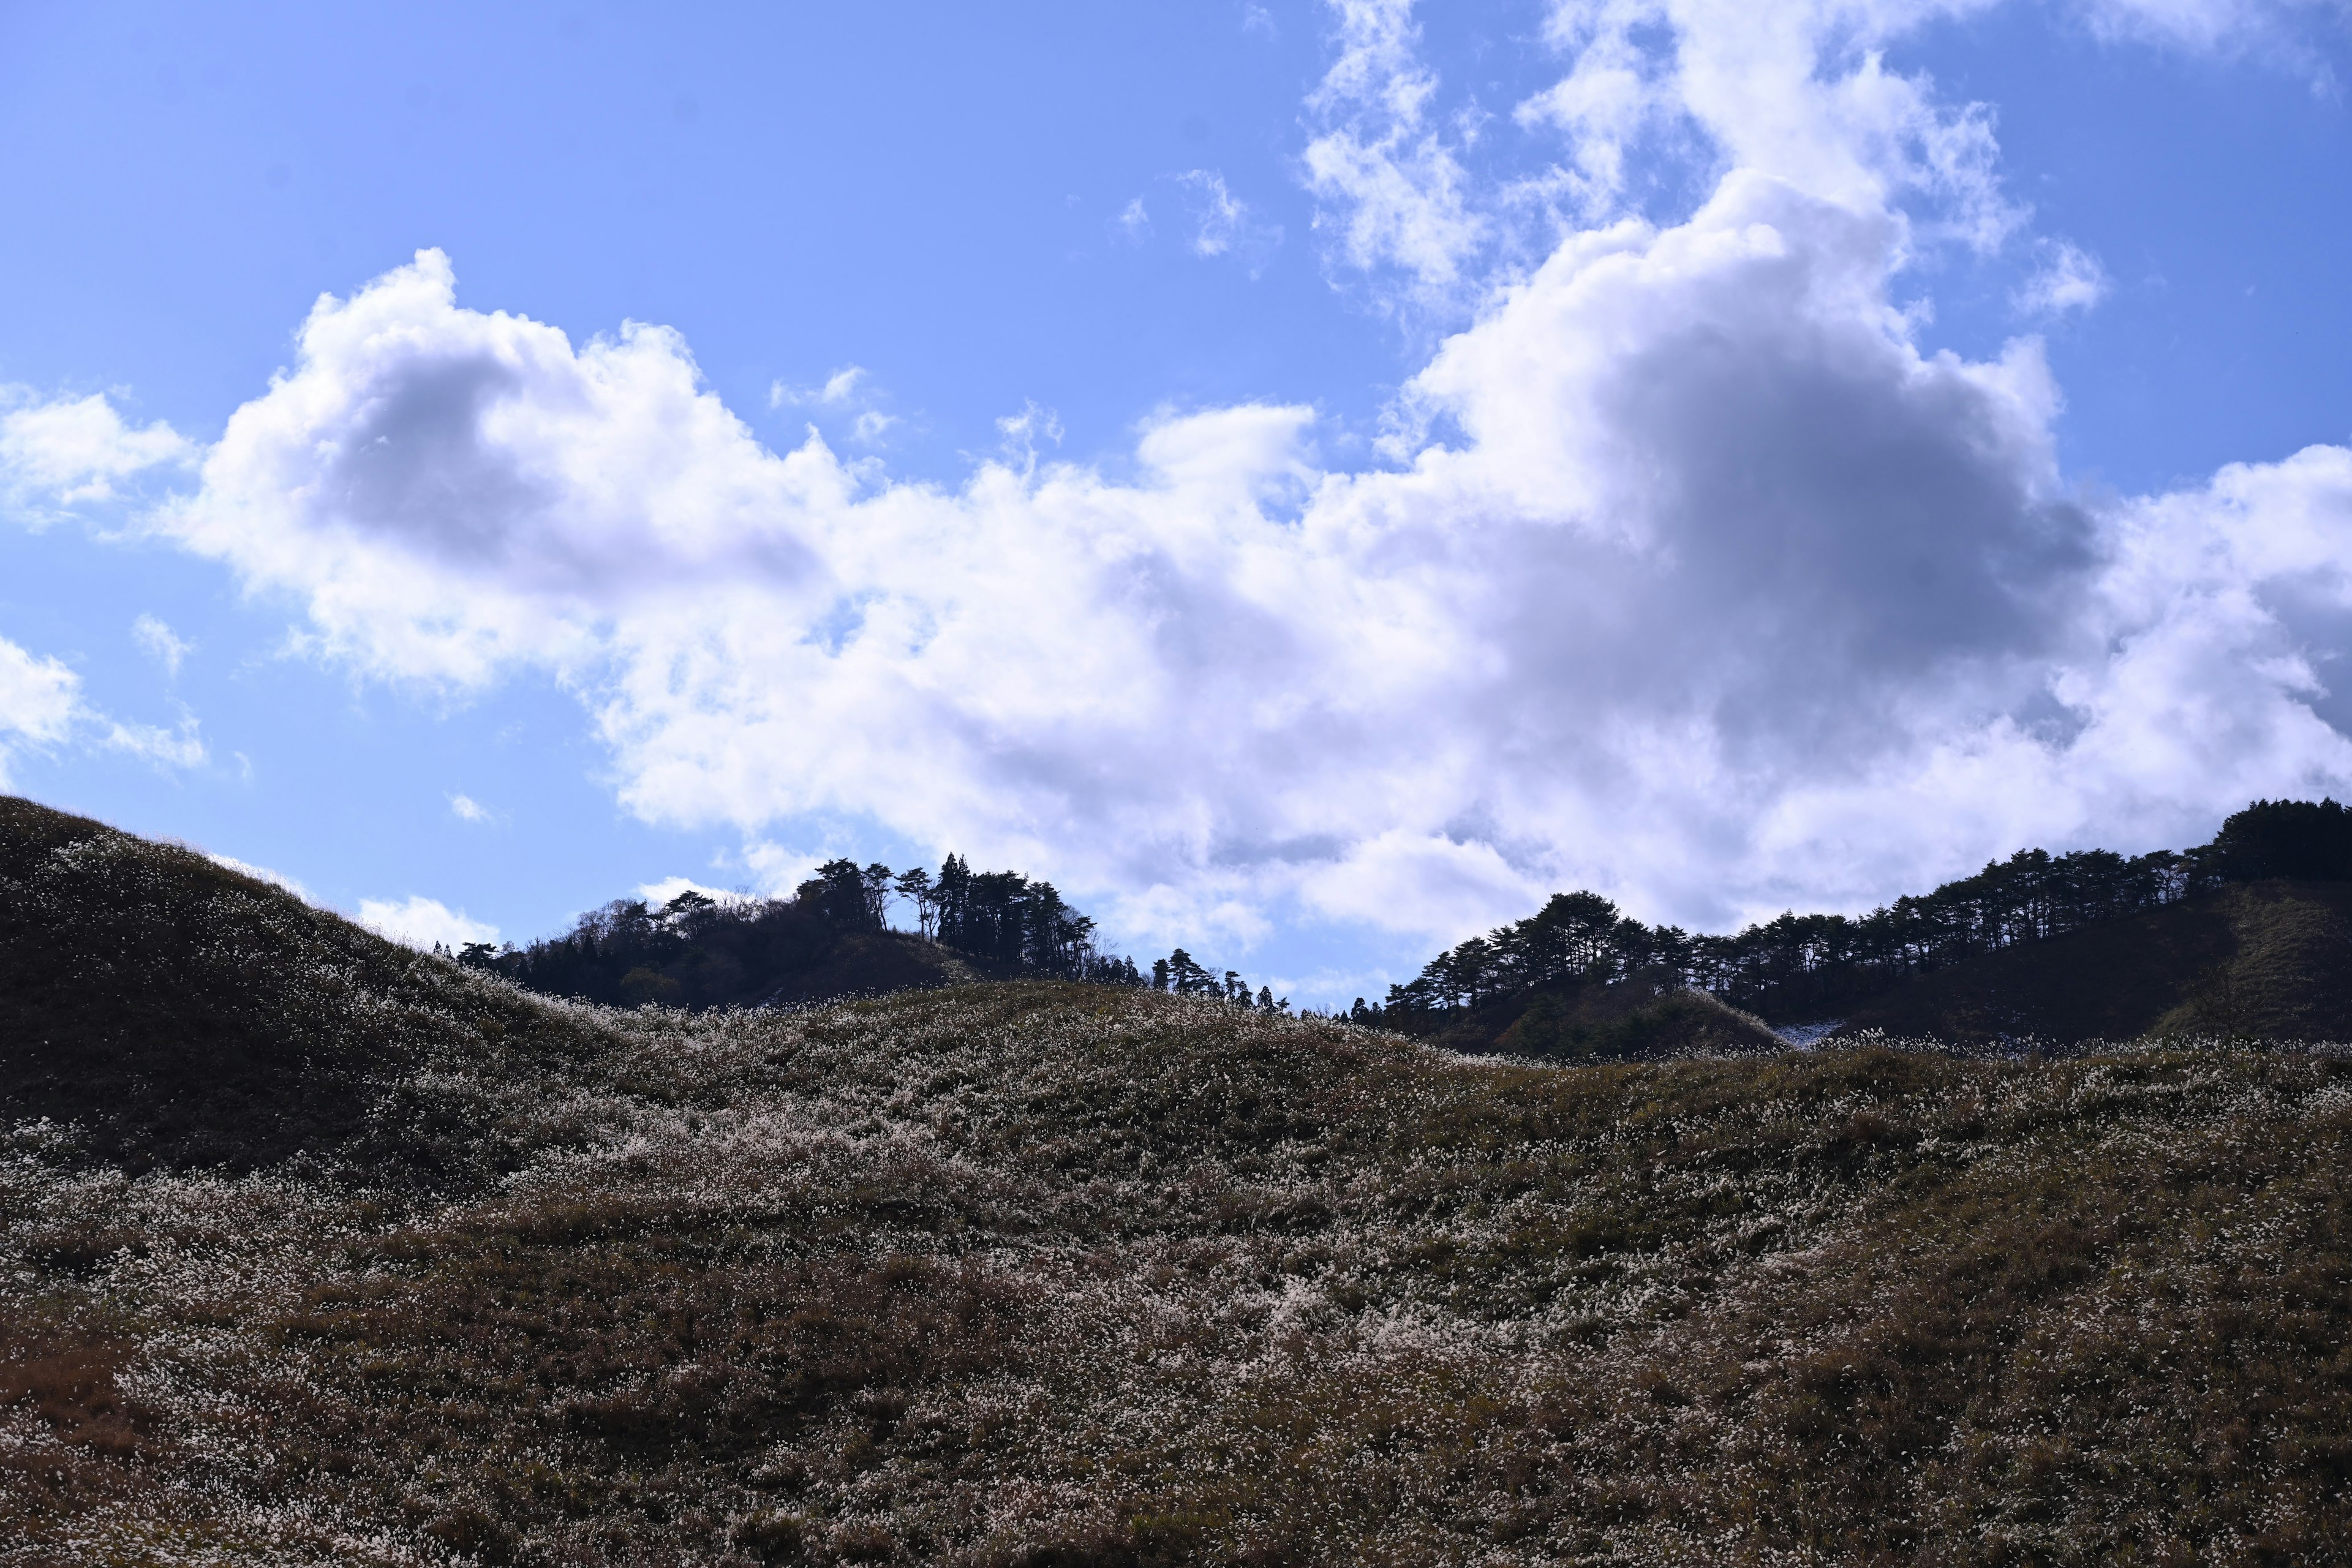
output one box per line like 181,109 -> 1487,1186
2,0 -> 2349,1003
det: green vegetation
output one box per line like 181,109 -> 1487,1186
6,798 -> 2352,1564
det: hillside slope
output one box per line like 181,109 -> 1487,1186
0,796 -> 618,1182
1826,880 -> 2352,1046
6,803 -> 2352,1565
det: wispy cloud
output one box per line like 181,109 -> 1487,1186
450,792 -> 492,823
769,364 -> 898,444
1175,170 -> 1283,273
108,714 -> 206,770
2016,239 -> 2112,318
1300,0 -> 1488,315
132,613 -> 192,677
0,627 -> 205,783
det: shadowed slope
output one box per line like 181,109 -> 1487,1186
0,795 -> 616,1180
1830,880 -> 2352,1046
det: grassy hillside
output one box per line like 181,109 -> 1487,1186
1827,880 -> 2352,1047
6,801 -> 2352,1564
0,797 -> 617,1183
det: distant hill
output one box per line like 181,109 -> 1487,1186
478,853 -> 1139,1011
1828,879 -> 2352,1047
6,797 -> 2352,1564
1381,797 -> 2352,1054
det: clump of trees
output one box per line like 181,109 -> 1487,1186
1378,797 -> 2352,1028
466,854 -> 1141,1009
1150,948 -> 1287,1012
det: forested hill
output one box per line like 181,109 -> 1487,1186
1381,797 -> 2352,1050
472,853 -> 1142,1010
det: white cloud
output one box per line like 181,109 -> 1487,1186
1115,195 -> 1152,243
770,364 -> 897,445
449,792 -> 492,823
741,840 -> 830,898
1175,170 -> 1283,269
2076,0 -> 2329,53
772,366 -> 868,409
115,205 -> 2352,954
2016,238 -> 2110,317
106,715 -> 206,770
0,625 -> 205,783
25,1 -> 2352,978
360,894 -> 498,951
1309,0 -> 2032,326
637,875 -> 754,908
1302,0 -> 1491,311
0,634 -> 83,788
207,853 -> 312,902
132,613 -> 192,676
0,388 -> 193,510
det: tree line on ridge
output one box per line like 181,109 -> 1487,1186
464,797 -> 2352,1023
1371,797 -> 2352,1028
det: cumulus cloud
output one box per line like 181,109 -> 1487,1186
9,0 -> 2351,973
360,894 -> 497,951
449,792 -> 492,823
95,191 -> 2346,949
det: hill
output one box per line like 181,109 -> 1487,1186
6,799 -> 2352,1564
1379,797 -> 2352,1054
0,797 -> 617,1183
478,854 -> 1139,1013
1825,879 -> 2352,1047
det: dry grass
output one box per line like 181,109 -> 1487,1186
6,978 -> 2352,1566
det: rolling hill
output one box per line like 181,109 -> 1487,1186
5,797 -> 2352,1565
